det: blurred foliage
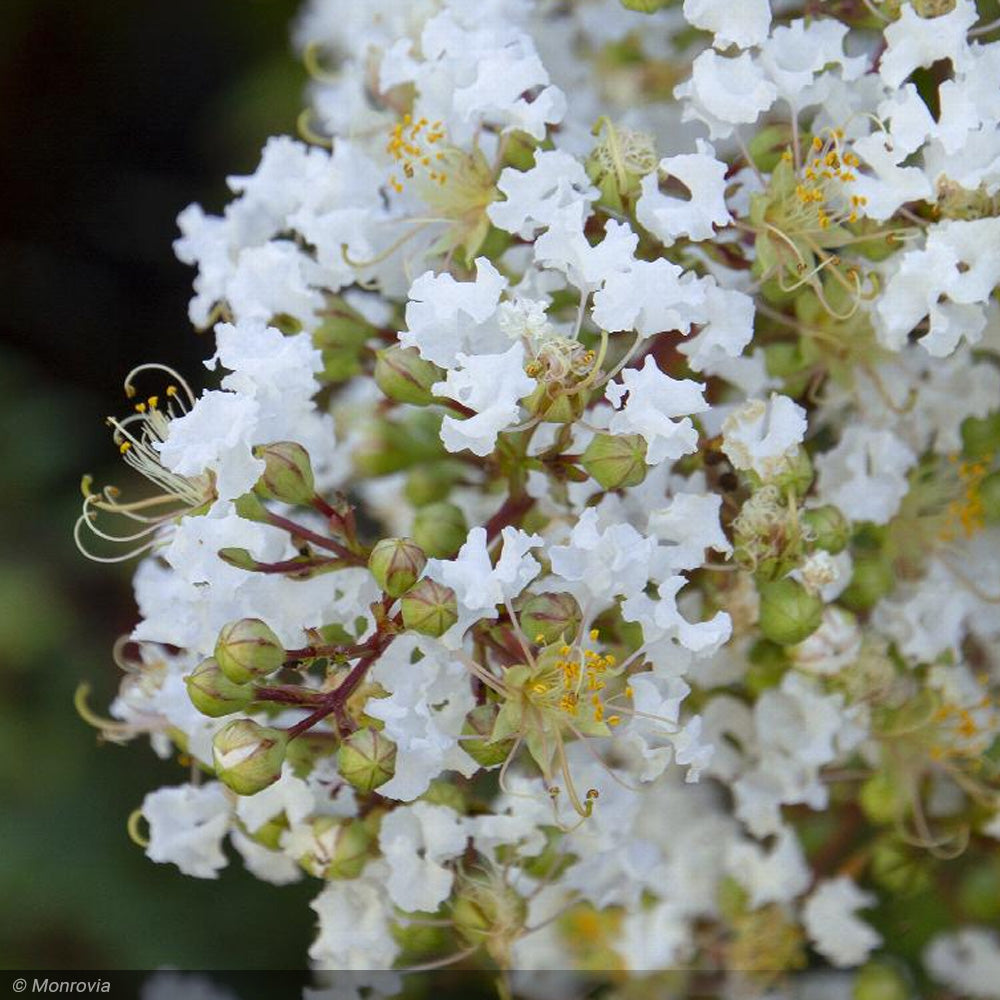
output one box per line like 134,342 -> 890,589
0,0 -> 322,971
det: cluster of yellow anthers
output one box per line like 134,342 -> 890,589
941,455 -> 991,541
929,677 -> 999,763
534,629 -> 624,727
783,128 -> 868,229
386,114 -> 448,193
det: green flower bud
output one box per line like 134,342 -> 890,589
853,961 -> 910,1000
870,838 -> 931,895
212,719 -> 288,796
251,442 -> 316,506
859,770 -> 903,825
374,346 -> 445,406
184,657 -> 253,718
745,640 -> 788,694
412,501 -> 468,558
517,592 -> 583,645
582,433 -> 648,490
368,537 -> 427,597
404,463 -> 460,506
840,554 -> 894,612
354,411 -> 445,477
520,381 -> 590,423
618,0 -> 670,10
400,578 -> 459,637
420,780 -> 467,813
802,504 -> 850,554
460,704 -> 517,768
312,301 -> 373,383
299,816 -> 375,879
214,618 -> 286,684
337,728 -> 397,793
764,341 -> 807,379
961,412 -> 1000,458
958,860 -> 1000,921
758,578 -> 823,645
913,0 -> 956,16
980,470 -> 1000,523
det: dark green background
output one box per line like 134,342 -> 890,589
0,0 -> 321,970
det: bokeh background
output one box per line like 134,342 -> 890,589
0,0 -> 323,970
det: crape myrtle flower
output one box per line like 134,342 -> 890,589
76,0 -> 1000,986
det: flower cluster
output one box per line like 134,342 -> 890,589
78,0 -> 1000,995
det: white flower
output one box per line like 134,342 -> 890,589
534,205 -> 637,290
725,825 -> 812,909
488,149 -> 598,238
790,606 -> 862,676
925,928 -> 1000,1000
815,426 -> 917,525
379,802 -> 469,912
676,50 -> 777,139
678,282 -> 755,371
682,0 -> 770,50
721,394 -> 808,481
309,861 -> 400,969
142,783 -> 232,879
605,356 -> 707,465
874,218 -> 1000,356
401,258 -> 508,368
549,508 -> 656,604
433,343 -> 536,456
429,525 -> 541,620
592,258 -> 707,336
803,877 -> 883,968
636,140 -> 732,247
879,0 -> 977,90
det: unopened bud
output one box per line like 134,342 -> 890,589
405,463 -> 460,506
185,657 -> 253,717
412,501 -> 468,558
252,442 -> 315,506
375,346 -> 445,406
215,618 -> 286,684
401,578 -> 459,637
213,719 -> 288,796
757,578 -> 823,646
961,412 -> 1000,458
517,592 -> 582,645
853,961 -> 910,1000
618,0 -> 670,10
582,433 -> 647,490
840,554 -> 894,612
521,381 -> 590,424
460,704 -> 517,768
802,504 -> 850,554
298,816 -> 375,879
859,771 -> 903,826
337,728 -> 397,794
368,537 -> 427,597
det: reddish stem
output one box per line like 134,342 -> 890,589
484,493 -> 535,543
265,511 -> 366,566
